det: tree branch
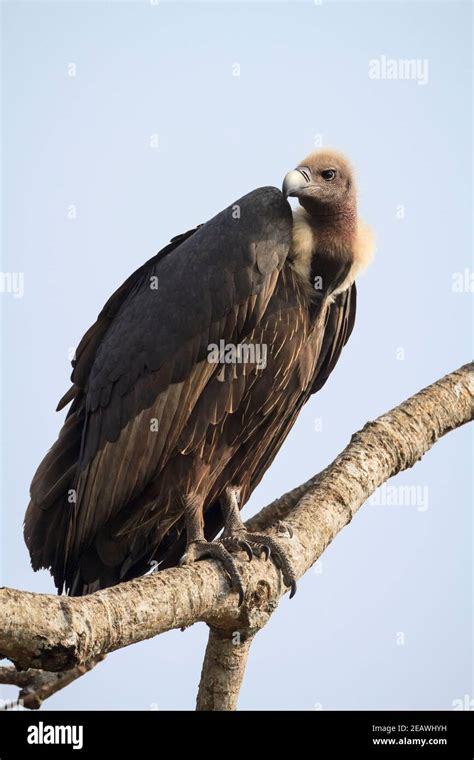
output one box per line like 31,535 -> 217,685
196,628 -> 254,711
0,658 -> 105,710
0,362 -> 471,708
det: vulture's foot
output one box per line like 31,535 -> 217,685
179,539 -> 246,606
220,486 -> 297,599
222,529 -> 297,599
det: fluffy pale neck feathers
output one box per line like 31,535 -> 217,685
289,206 -> 374,296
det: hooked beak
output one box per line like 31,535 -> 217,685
282,166 -> 312,198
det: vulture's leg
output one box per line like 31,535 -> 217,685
179,492 -> 246,605
220,486 -> 297,598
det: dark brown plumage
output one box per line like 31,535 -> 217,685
24,149 -> 373,601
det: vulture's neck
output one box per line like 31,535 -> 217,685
288,203 -> 374,301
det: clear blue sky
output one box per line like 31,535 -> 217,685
1,0 -> 472,710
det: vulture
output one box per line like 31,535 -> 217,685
24,149 -> 374,602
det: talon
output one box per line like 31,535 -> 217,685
179,539 -> 246,607
221,536 -> 253,562
196,487 -> 297,606
237,531 -> 297,596
241,541 -> 253,562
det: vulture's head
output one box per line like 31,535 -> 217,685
282,149 -> 356,213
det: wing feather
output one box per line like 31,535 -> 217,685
25,187 -> 293,590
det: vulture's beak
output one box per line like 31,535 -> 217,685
282,167 -> 312,198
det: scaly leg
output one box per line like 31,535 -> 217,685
179,492 -> 247,605
220,486 -> 297,598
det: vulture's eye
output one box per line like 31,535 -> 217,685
321,169 -> 336,181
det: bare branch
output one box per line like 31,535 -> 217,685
0,658 -> 105,710
196,629 -> 254,711
0,666 -> 33,688
0,362 -> 471,705
0,655 -> 105,710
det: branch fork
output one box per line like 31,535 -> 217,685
1,363 -> 471,709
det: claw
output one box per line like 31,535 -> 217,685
240,540 -> 254,562
180,520 -> 296,607
178,540 -> 245,606
240,532 -> 297,599
288,580 -> 297,599
221,536 -> 253,562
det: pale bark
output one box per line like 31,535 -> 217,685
0,362 -> 472,709
0,657 -> 104,709
196,628 -> 254,710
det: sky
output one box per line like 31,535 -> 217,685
1,0 -> 472,710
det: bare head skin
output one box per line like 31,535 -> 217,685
283,149 -> 374,294
283,149 -> 356,221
